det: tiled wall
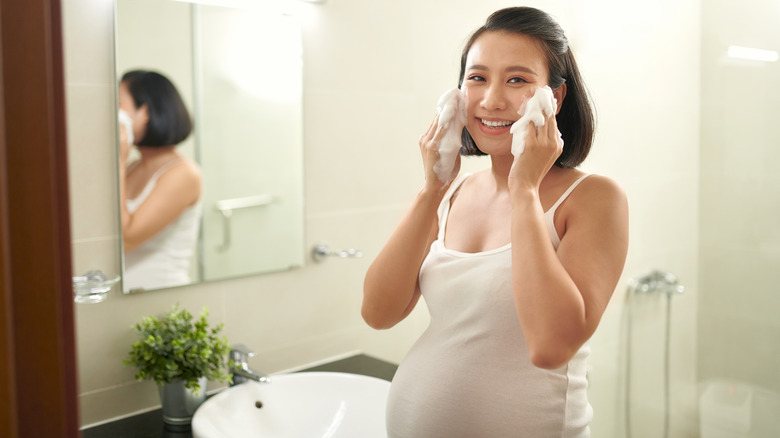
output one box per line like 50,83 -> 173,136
63,0 -> 701,434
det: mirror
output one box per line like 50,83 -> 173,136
115,0 -> 305,293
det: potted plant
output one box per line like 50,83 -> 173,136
125,304 -> 232,430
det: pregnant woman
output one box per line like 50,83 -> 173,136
362,7 -> 629,437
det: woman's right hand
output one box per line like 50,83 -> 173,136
508,109 -> 563,194
419,113 -> 458,193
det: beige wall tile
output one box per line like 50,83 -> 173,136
71,238 -> 121,282
61,0 -> 115,85
303,89 -> 421,215
66,83 -> 120,241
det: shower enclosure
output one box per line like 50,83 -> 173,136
610,0 -> 780,437
696,0 -> 779,435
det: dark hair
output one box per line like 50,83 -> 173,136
457,7 -> 595,168
121,70 -> 193,147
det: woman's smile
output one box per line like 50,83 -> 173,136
477,117 -> 515,135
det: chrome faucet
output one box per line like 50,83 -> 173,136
229,344 -> 270,386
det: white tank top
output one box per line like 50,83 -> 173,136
123,159 -> 202,292
386,173 -> 592,438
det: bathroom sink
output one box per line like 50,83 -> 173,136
191,371 -> 391,438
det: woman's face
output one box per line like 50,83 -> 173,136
461,31 -> 562,156
118,81 -> 148,144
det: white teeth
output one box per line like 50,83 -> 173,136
480,119 -> 513,127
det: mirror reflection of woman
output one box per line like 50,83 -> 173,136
118,70 -> 202,291
363,7 -> 629,437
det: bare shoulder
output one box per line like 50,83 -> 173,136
568,173 -> 628,220
176,157 -> 202,180
161,158 -> 202,185
580,174 -> 626,201
555,173 -> 629,267
156,158 -> 202,204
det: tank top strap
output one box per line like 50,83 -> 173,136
127,159 -> 141,173
435,173 -> 589,248
151,157 -> 184,178
544,173 -> 590,249
139,158 -> 184,190
545,174 -> 590,215
436,173 -> 470,241
126,158 -> 185,210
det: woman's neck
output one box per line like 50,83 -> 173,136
488,154 -> 514,191
137,146 -> 177,164
488,154 -> 562,193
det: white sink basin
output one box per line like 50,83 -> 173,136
192,371 -> 390,438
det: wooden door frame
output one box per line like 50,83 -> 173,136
0,0 -> 80,436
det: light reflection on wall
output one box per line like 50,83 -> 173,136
216,12 -> 303,102
196,5 -> 305,281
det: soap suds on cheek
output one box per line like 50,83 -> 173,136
509,85 -> 558,157
433,88 -> 468,183
118,109 -> 135,146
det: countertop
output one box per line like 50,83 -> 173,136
81,354 -> 398,438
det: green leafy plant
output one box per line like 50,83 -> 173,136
124,304 -> 232,394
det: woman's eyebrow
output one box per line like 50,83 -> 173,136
466,64 -> 538,76
507,65 -> 538,75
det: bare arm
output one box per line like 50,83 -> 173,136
510,177 -> 628,369
121,162 -> 201,253
118,125 -> 202,253
362,114 -> 458,329
361,189 -> 441,329
508,115 -> 629,369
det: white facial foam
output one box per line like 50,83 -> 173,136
118,108 -> 135,146
433,88 -> 467,183
509,86 -> 558,157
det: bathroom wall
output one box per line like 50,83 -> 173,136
699,0 -> 780,394
63,0 -> 701,434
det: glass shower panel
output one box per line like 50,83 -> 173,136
699,0 -> 780,436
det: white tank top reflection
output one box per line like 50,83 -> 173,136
124,160 -> 202,292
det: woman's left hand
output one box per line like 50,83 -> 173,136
118,122 -> 131,163
508,111 -> 563,192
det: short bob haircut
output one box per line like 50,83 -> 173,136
121,70 -> 193,147
458,7 -> 595,168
